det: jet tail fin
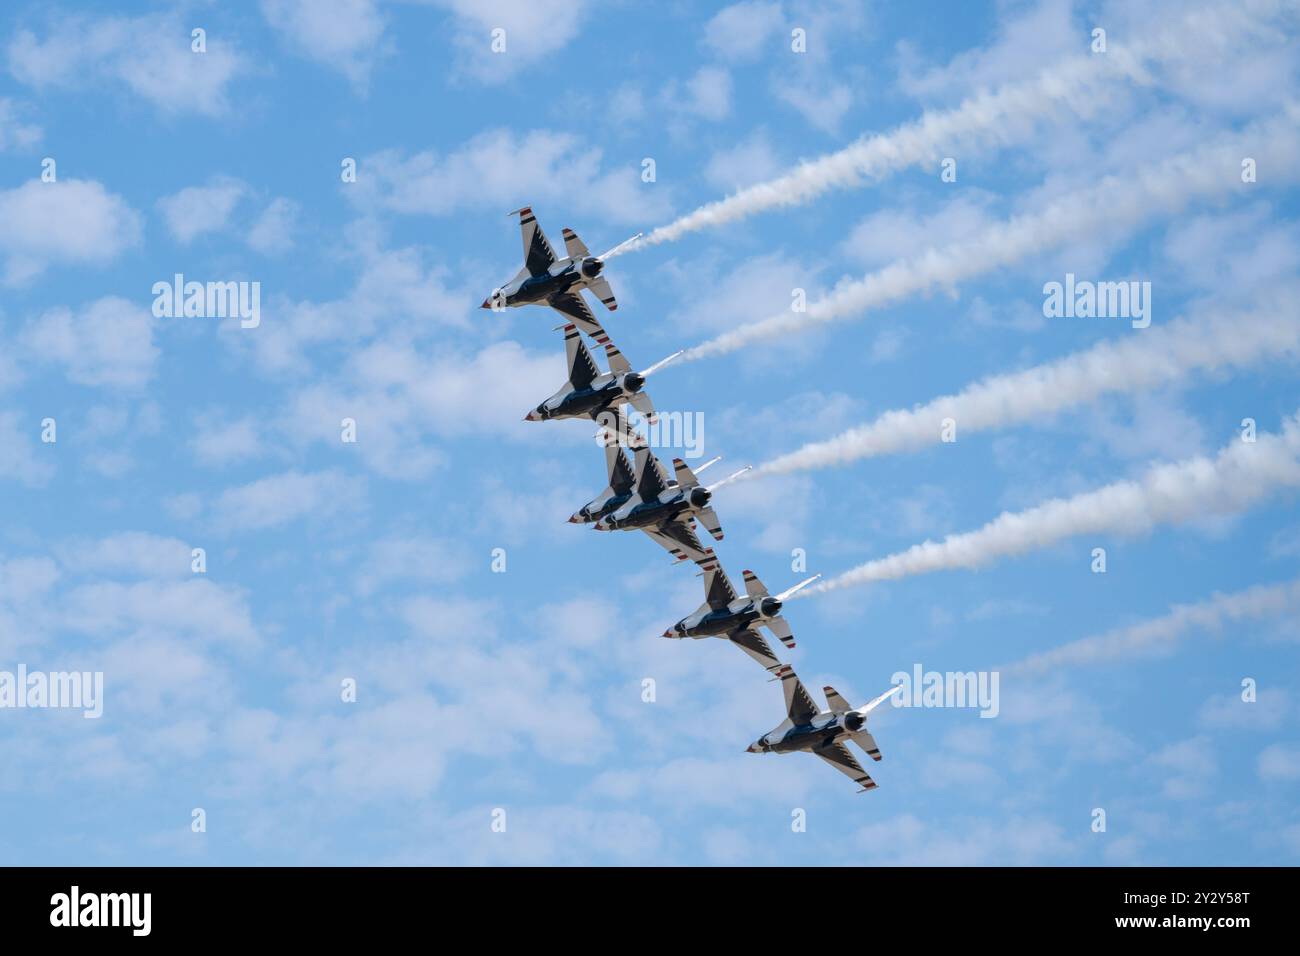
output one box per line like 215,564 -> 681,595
603,340 -> 632,375
741,569 -> 768,599
561,227 -> 590,258
672,458 -> 701,490
823,685 -> 853,713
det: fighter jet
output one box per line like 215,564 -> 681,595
482,206 -> 641,338
594,449 -> 750,564
524,324 -> 680,428
747,665 -> 903,793
569,427 -> 720,527
663,559 -> 821,672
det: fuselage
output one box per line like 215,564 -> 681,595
673,595 -> 782,638
599,491 -> 691,531
495,257 -> 602,308
750,713 -> 847,755
531,376 -> 623,422
572,490 -> 634,524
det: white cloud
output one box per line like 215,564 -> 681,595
352,129 -> 672,226
60,579 -> 258,648
897,0 -> 1077,101
1150,736 -> 1215,800
280,339 -> 560,479
680,66 -> 733,121
59,532 -> 194,579
22,296 -> 158,389
231,229 -> 473,375
247,197 -> 300,254
703,131 -> 784,193
260,0 -> 389,88
0,97 -> 42,151
357,536 -> 469,595
704,1 -> 786,62
157,177 -> 247,244
190,415 -> 264,467
0,412 -> 54,487
1007,577 -> 1300,676
1258,744 -> 1300,782
773,75 -> 852,134
211,469 -> 366,532
853,812 -> 1076,865
7,13 -> 247,116
1199,689 -> 1289,731
428,0 -> 591,84
0,179 -> 140,285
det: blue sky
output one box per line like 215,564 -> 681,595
1,0 -> 1299,865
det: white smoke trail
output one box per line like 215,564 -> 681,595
754,291 -> 1300,477
1004,576 -> 1300,675
801,411 -> 1300,595
681,108 -> 1300,362
604,0 -> 1288,256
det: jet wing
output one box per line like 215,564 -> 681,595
729,628 -> 782,675
518,207 -> 556,277
643,520 -> 709,565
814,741 -> 878,791
563,324 -> 600,391
777,664 -> 819,726
548,291 -> 606,339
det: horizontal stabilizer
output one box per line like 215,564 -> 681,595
697,505 -> 723,541
765,614 -> 795,648
588,275 -> 618,311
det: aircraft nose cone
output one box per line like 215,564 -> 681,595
746,743 -> 760,753
524,410 -> 541,422
481,298 -> 491,309
568,514 -> 580,523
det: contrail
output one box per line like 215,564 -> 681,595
754,291 -> 1300,477
604,0 -> 1287,255
800,410 -> 1300,595
1003,576 -> 1300,675
680,108 -> 1300,362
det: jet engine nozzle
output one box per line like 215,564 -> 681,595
842,711 -> 866,733
760,597 -> 783,617
623,372 -> 645,394
689,486 -> 712,509
580,257 -> 604,278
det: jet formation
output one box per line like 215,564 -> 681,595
487,207 -> 903,793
